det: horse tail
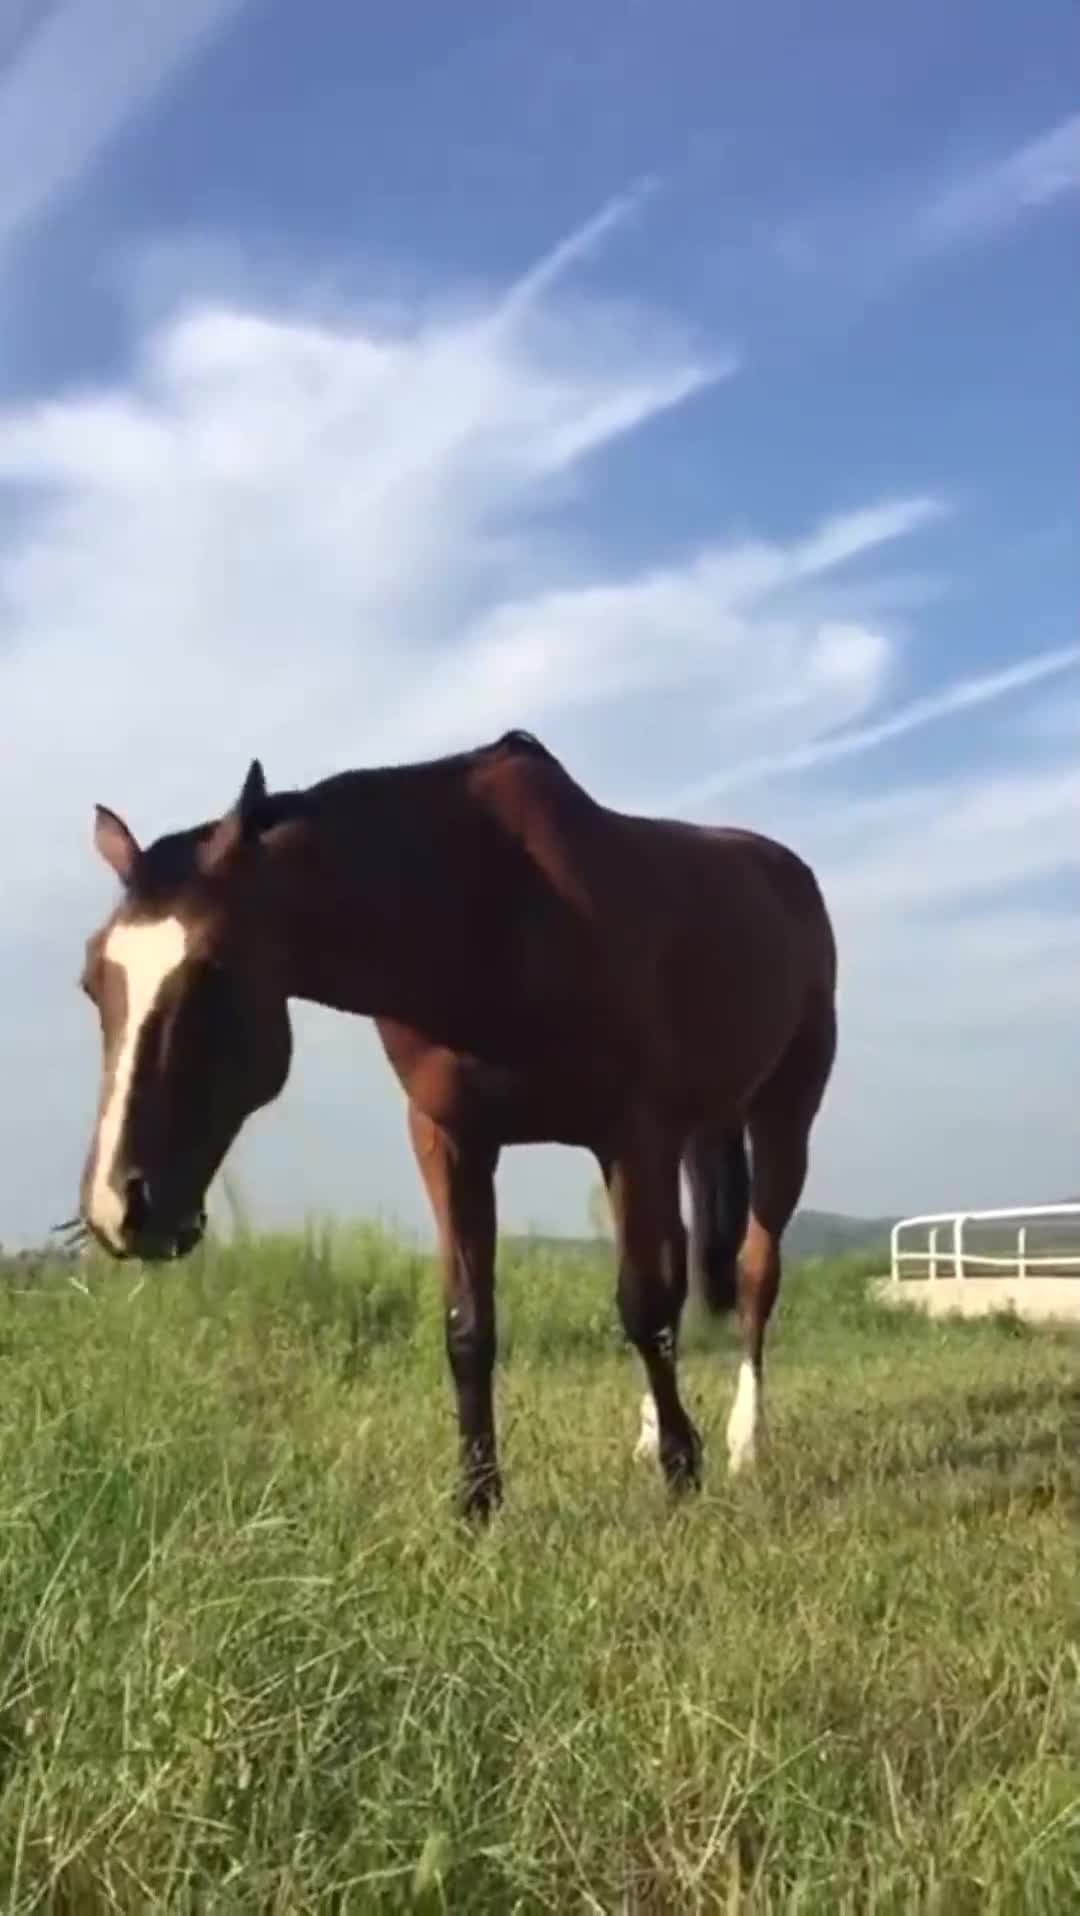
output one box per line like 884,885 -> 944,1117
683,1127 -> 750,1315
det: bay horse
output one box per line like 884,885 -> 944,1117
76,730 -> 837,1519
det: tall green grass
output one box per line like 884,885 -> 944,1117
1,1228 -> 1077,1910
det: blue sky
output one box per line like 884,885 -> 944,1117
0,0 -> 1077,1246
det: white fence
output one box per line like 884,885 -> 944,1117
890,1203 -> 1080,1285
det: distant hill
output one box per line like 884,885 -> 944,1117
506,1206 -> 896,1265
783,1207 -> 896,1262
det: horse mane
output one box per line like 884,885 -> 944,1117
313,727 -> 559,787
130,731 -> 562,899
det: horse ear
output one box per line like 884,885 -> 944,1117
236,758 -> 268,820
93,805 -> 141,885
198,759 -> 269,875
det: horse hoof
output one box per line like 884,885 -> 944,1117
457,1472 -> 503,1525
661,1432 -> 703,1497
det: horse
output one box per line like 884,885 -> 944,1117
76,729 -> 837,1520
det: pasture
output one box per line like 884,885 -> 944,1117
0,1229 -> 1077,1911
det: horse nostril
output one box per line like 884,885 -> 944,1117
123,1175 -> 149,1234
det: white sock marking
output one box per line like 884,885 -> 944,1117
726,1359 -> 761,1476
87,917 -> 188,1249
633,1391 -> 659,1461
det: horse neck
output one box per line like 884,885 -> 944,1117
263,778 -> 519,1021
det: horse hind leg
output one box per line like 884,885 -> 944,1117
727,998 -> 837,1477
633,1124 -> 748,1462
604,1120 -> 701,1493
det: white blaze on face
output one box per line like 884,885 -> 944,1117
86,916 -> 188,1249
726,1359 -> 762,1475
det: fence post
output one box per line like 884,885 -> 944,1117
1017,1225 -> 1028,1280
890,1221 -> 900,1286
929,1225 -> 939,1281
953,1214 -> 965,1280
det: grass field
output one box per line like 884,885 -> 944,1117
1,1228 -> 1077,1912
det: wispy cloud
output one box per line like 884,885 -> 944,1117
748,744 -> 1080,1211
0,229 -> 720,909
763,113 -> 1080,305
663,641 -> 1080,806
494,176 -> 660,324
789,498 -> 947,575
915,113 -> 1080,252
0,0 -> 247,264
818,758 -> 1080,917
380,493 -> 947,768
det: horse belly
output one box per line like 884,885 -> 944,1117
377,1020 -> 633,1149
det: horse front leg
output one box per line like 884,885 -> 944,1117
407,1104 -> 502,1521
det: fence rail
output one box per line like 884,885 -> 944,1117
890,1203 -> 1080,1285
